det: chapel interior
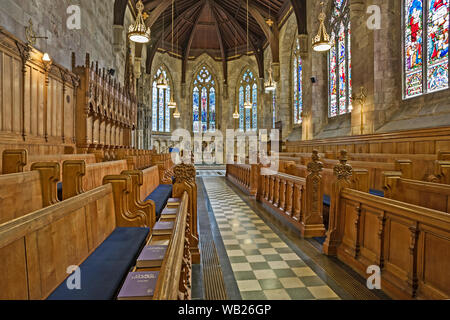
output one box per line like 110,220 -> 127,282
0,0 -> 449,301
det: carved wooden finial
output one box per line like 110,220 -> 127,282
307,150 -> 323,175
174,163 -> 196,184
334,150 -> 352,180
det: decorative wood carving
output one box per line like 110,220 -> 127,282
30,162 -> 60,207
2,149 -> 28,174
323,150 -> 353,256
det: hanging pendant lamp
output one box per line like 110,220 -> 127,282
243,0 -> 252,109
128,0 -> 151,44
312,2 -> 331,52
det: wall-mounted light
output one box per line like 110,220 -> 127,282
42,52 -> 51,62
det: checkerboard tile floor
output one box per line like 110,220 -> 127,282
202,177 -> 340,300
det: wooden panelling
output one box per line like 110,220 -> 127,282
335,189 -> 450,299
0,184 -> 116,300
285,127 -> 450,156
0,29 -> 77,173
83,160 -> 128,192
0,171 -> 43,224
140,166 -> 160,201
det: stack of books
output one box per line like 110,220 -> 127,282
153,220 -> 174,235
117,271 -> 159,300
136,245 -> 168,268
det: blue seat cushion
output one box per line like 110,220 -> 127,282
323,195 -> 331,207
370,189 -> 385,197
57,182 -> 63,201
47,227 -> 150,300
144,184 -> 173,216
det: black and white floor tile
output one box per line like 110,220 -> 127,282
202,177 -> 340,300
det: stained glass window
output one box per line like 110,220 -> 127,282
404,0 -> 449,98
152,67 -> 171,132
328,0 -> 352,117
192,66 -> 216,133
293,38 -> 303,124
238,69 -> 258,131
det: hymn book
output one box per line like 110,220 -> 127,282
153,221 -> 174,235
117,271 -> 159,300
160,207 -> 178,219
136,245 -> 168,268
167,198 -> 181,206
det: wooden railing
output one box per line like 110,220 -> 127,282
154,192 -> 190,300
226,164 -> 258,196
336,188 -> 450,300
260,171 -> 305,223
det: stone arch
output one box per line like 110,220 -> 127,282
113,0 -> 128,26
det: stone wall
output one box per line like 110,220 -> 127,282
0,0 -> 139,81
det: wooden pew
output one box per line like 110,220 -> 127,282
323,157 -> 450,300
2,149 -> 96,175
0,163 -> 60,225
0,182 -> 150,300
172,163 -> 200,264
285,126 -> 450,155
384,171 -> 450,214
62,159 -> 130,199
136,192 -> 192,300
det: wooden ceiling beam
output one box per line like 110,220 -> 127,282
290,0 -> 307,35
182,0 -> 207,84
146,1 -> 204,74
213,0 -> 264,78
210,1 -> 228,85
248,1 -> 279,64
145,0 -> 173,29
144,0 -> 160,12
113,0 -> 128,26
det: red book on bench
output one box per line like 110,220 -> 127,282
136,245 -> 168,268
153,221 -> 174,235
117,271 -> 159,300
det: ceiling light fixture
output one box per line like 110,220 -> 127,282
265,67 -> 276,92
244,0 -> 252,109
264,4 -> 277,93
128,0 -> 151,44
312,2 -> 331,52
168,0 -> 177,109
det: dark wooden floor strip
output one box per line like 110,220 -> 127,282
197,178 -> 230,300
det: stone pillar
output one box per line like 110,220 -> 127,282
309,0 -> 329,138
350,0 -> 375,135
113,25 -> 124,54
298,34 -> 313,141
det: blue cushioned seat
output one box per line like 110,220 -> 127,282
144,184 -> 173,216
323,195 -> 331,207
57,182 -> 63,201
47,227 -> 149,300
370,189 -> 384,197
